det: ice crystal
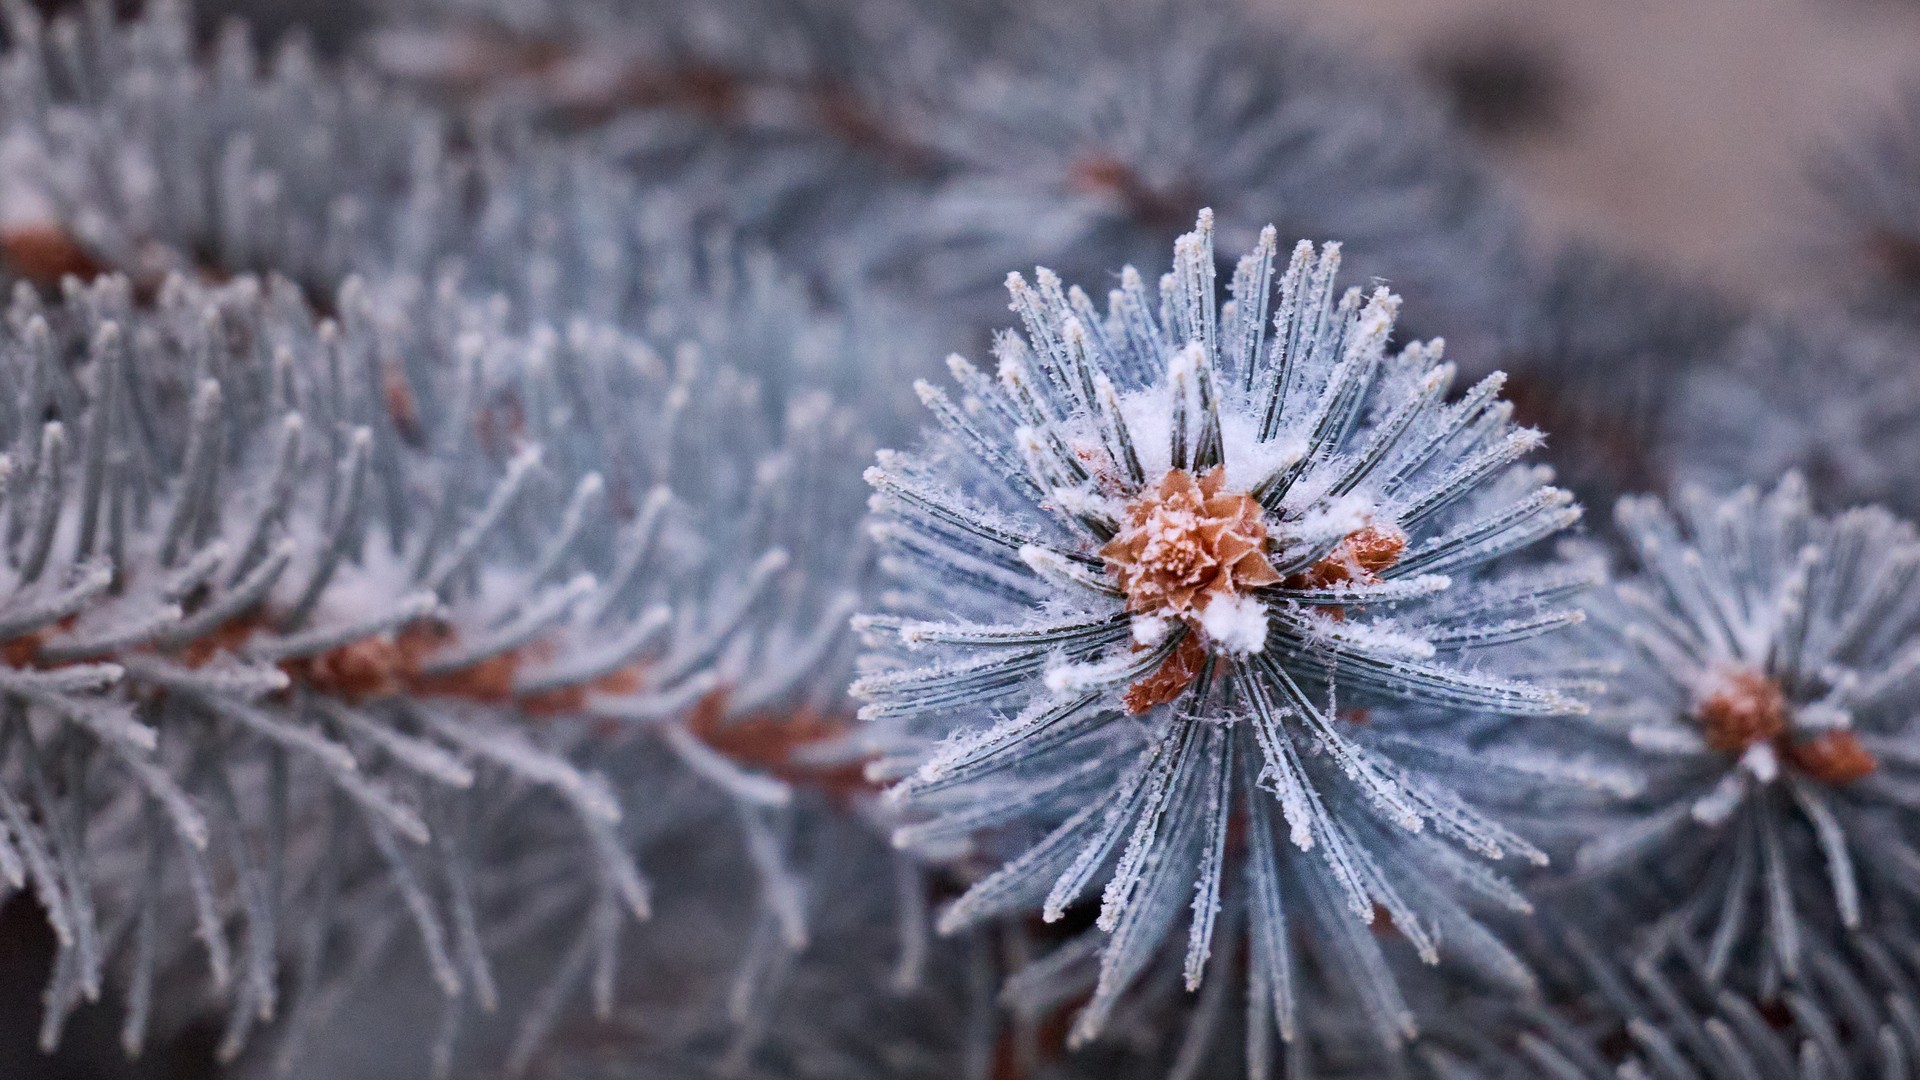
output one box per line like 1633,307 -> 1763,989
857,212 -> 1589,1063
0,271 -> 640,1061
1567,477 -> 1920,984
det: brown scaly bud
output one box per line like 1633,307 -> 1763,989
285,635 -> 410,701
1,632 -> 46,669
1066,154 -> 1199,232
1102,467 -> 1280,709
1286,523 -> 1408,591
1123,631 -> 1209,715
1,226 -> 106,288
1784,729 -> 1878,785
688,690 -> 871,800
1100,466 -> 1280,619
1694,669 -> 1788,754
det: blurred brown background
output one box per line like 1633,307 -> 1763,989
1278,0 -> 1920,303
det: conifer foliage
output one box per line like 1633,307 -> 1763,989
857,213 -> 1587,1060
0,1 -> 1918,1078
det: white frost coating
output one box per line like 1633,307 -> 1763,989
1691,771 -> 1749,826
1043,650 -> 1145,694
1794,701 -> 1853,732
0,132 -> 59,228
1307,616 -> 1438,661
1740,741 -> 1781,784
1280,494 -> 1375,555
1131,614 -> 1174,647
1115,384 -> 1308,497
1627,725 -> 1709,755
1198,594 -> 1267,654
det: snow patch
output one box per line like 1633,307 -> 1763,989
1130,614 -> 1173,647
1198,593 -> 1267,654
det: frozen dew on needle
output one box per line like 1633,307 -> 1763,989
856,210 -> 1592,1067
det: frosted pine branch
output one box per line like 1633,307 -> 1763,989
858,212 -> 1590,1068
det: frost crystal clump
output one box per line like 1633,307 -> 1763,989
857,212 -> 1590,1060
1572,478 -> 1920,982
